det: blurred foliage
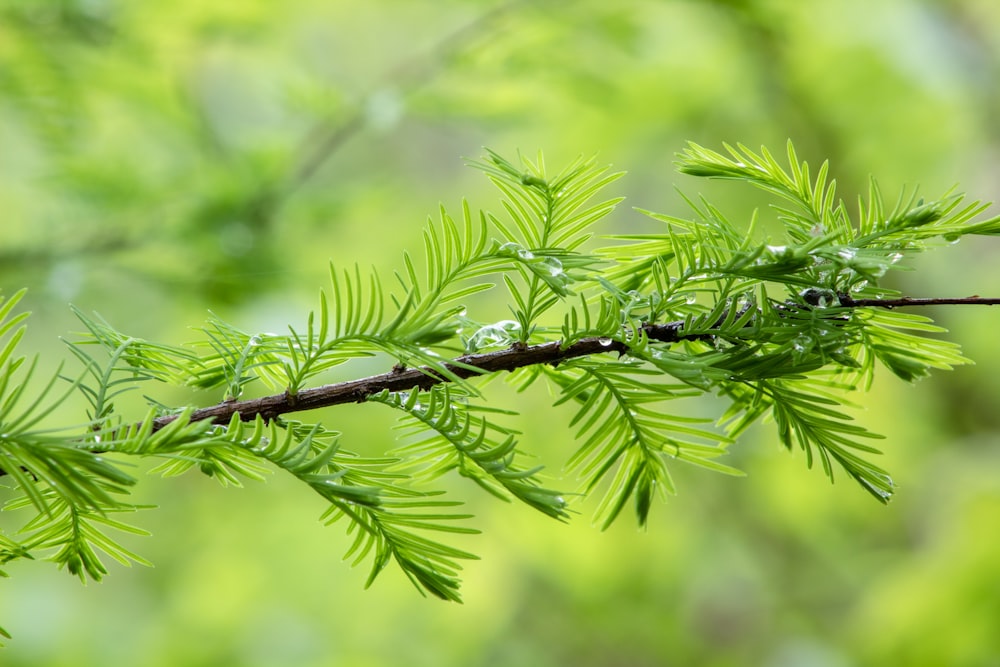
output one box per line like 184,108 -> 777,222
2,0 -> 1000,665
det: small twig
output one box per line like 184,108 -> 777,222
150,294 -> 1000,431
151,321 -> 684,431
2,294 -> 998,479
838,295 -> 1000,308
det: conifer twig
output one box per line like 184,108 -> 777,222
837,295 -> 1000,307
148,295 -> 999,432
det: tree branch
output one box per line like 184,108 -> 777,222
0,293 -> 996,480
152,294 -> 1000,431
153,332 -> 640,431
838,295 -> 1000,307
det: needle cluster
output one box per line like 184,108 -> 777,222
2,142 -> 999,625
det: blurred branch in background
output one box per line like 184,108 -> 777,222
0,1 -> 528,305
284,1 -> 524,200
4,0 -> 1000,308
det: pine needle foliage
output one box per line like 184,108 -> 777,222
2,141 -> 1000,631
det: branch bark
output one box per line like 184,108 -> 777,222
2,293 -> 997,480
152,294 -> 1000,431
153,330 -> 641,431
838,295 -> 1000,307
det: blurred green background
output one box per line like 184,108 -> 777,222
2,0 -> 1000,665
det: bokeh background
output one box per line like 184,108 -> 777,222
3,0 -> 1000,665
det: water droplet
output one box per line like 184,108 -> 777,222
799,288 -> 837,308
598,337 -> 614,347
860,475 -> 894,500
791,334 -> 812,360
467,320 -> 522,351
498,241 -> 535,260
539,256 -> 564,277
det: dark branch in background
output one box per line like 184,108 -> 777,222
151,295 -> 1000,432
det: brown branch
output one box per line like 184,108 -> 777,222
838,295 -> 1000,308
152,325 -> 666,431
153,294 -> 1000,431
2,294 -> 998,478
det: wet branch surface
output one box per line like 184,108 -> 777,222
151,294 -> 1000,431
838,295 -> 1000,307
154,333 -> 640,431
1,294 -> 997,479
